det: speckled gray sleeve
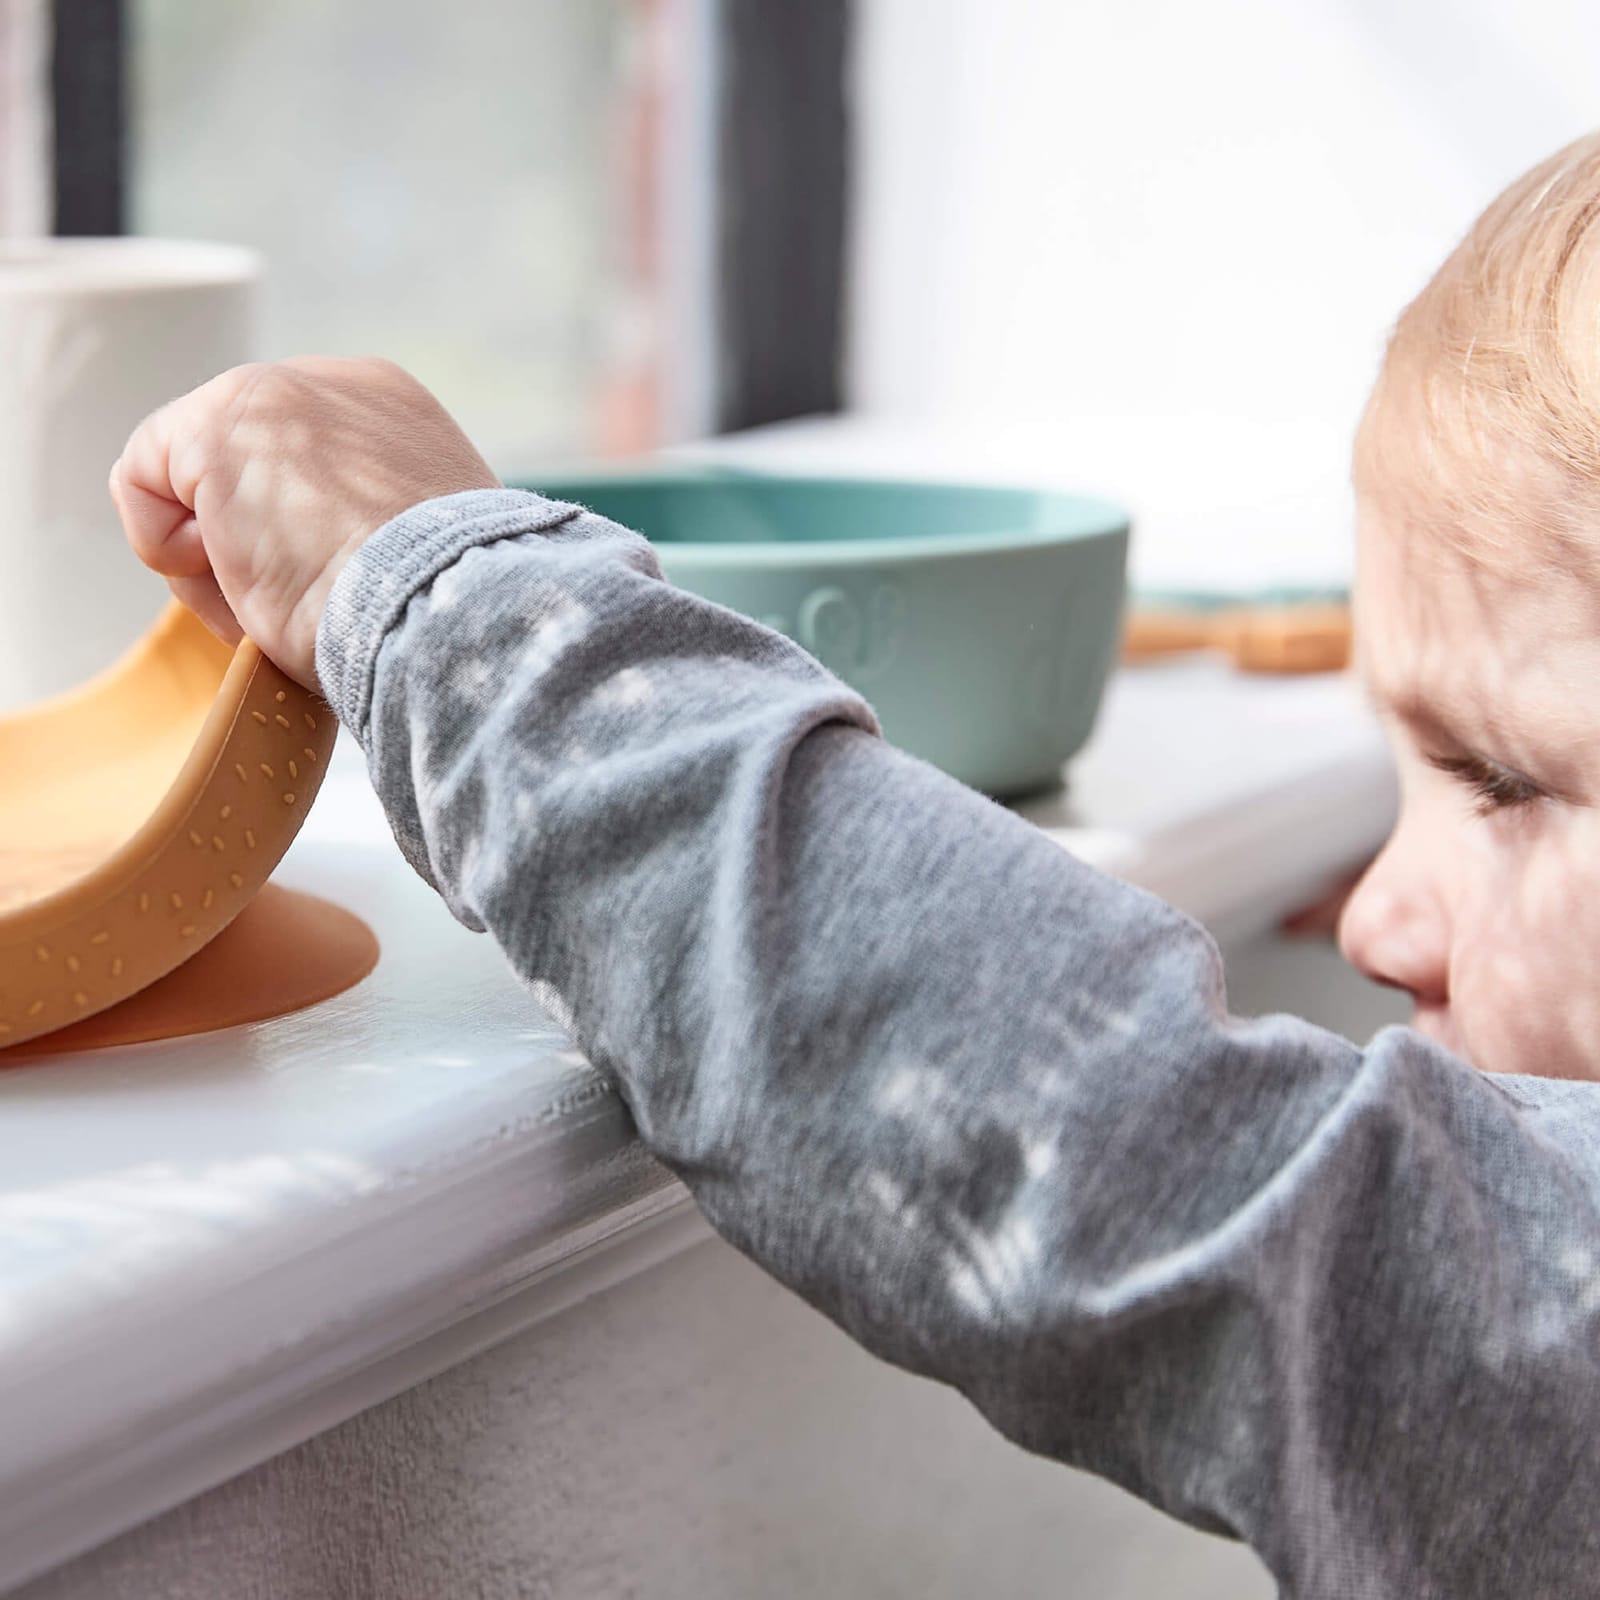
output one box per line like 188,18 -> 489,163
318,488 -> 1600,1599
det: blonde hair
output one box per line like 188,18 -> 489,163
1355,131 -> 1600,570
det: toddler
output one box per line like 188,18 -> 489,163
110,134 -> 1600,1598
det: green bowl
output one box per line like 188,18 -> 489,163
519,468 -> 1130,798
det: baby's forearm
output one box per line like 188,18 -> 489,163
318,488 -> 1600,1597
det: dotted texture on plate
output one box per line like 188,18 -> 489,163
0,658 -> 336,1049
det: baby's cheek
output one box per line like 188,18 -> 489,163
1455,810 -> 1600,1080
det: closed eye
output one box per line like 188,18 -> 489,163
1426,752 -> 1545,815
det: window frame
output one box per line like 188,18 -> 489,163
50,0 -> 123,235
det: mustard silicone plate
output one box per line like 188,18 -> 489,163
0,602 -> 337,1049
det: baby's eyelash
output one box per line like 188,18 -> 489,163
1426,752 -> 1544,815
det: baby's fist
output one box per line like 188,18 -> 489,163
110,356 -> 500,688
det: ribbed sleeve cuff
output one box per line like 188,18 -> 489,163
315,488 -> 583,742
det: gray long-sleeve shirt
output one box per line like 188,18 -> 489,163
315,488 -> 1600,1599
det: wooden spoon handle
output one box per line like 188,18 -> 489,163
1123,602 -> 1352,674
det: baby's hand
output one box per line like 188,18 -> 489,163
110,356 -> 499,688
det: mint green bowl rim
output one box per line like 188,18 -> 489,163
520,468 -> 1132,570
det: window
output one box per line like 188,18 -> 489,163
130,0 -> 671,470
24,0 -> 845,457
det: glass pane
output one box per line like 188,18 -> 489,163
129,0 -> 660,471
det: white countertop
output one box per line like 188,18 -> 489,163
0,655 -> 1395,1592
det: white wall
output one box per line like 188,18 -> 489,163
845,0 -> 1600,589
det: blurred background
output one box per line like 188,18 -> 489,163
9,0 -> 1600,593
6,6 -> 1599,1596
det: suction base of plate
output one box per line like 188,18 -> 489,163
0,884 -> 378,1059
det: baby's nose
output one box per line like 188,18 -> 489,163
1337,848 -> 1450,1005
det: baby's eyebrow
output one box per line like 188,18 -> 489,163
1368,681 -> 1522,763
1368,680 -> 1587,796
1366,684 -> 1477,748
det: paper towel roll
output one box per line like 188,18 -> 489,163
0,238 -> 259,711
